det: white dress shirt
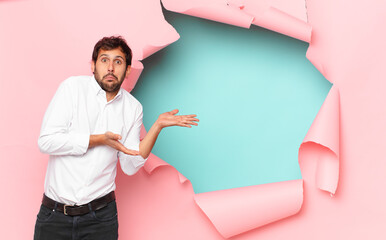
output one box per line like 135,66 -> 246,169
38,75 -> 147,205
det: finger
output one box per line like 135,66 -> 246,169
182,120 -> 198,126
177,123 -> 192,128
185,117 -> 199,122
184,114 -> 197,118
121,145 -> 140,155
107,132 -> 122,140
181,117 -> 199,122
114,134 -> 122,140
169,109 -> 179,115
110,141 -> 129,152
185,121 -> 198,126
119,145 -> 139,155
125,149 -> 140,156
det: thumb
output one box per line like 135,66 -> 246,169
170,109 -> 179,115
113,134 -> 122,140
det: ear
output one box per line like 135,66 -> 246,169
91,61 -> 95,74
125,65 -> 132,78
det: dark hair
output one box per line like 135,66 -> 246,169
92,36 -> 132,66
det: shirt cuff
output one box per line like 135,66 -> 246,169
119,154 -> 148,175
68,132 -> 89,155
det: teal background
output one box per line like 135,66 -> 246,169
131,10 -> 331,194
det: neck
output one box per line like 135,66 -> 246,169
106,90 -> 118,102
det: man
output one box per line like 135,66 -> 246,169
34,36 -> 199,240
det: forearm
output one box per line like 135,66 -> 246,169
38,131 -> 89,155
139,121 -> 162,159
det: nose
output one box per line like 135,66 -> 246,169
108,60 -> 114,72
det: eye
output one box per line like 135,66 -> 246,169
101,58 -> 108,63
115,59 -> 122,65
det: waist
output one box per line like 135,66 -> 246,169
42,191 -> 116,216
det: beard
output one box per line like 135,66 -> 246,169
94,68 -> 126,93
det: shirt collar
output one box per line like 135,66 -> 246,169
91,75 -> 103,95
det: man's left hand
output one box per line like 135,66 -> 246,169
155,109 -> 199,129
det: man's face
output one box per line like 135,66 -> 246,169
92,47 -> 131,93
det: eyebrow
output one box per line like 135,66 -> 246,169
99,54 -> 125,60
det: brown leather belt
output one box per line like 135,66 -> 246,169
42,191 -> 115,216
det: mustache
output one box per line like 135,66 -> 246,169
103,73 -> 118,80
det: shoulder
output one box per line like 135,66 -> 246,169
58,76 -> 94,94
121,89 -> 143,112
61,75 -> 93,88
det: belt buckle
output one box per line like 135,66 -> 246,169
64,205 -> 73,215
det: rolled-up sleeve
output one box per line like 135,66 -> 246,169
38,80 -> 89,155
119,104 -> 148,175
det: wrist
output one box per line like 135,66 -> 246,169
154,119 -> 164,132
89,134 -> 105,148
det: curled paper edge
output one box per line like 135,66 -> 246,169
194,179 -> 304,238
139,28 -> 180,60
306,46 -> 329,82
121,59 -> 144,93
299,85 -> 340,194
144,153 -> 189,184
121,31 -> 180,92
162,0 -> 254,29
252,6 -> 312,43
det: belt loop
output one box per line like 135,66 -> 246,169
87,203 -> 92,212
53,201 -> 58,212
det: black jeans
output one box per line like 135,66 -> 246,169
34,200 -> 118,240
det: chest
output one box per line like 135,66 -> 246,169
69,93 -> 134,137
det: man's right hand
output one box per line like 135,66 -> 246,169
89,132 -> 140,156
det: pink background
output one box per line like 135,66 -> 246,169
1,0 -> 386,239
